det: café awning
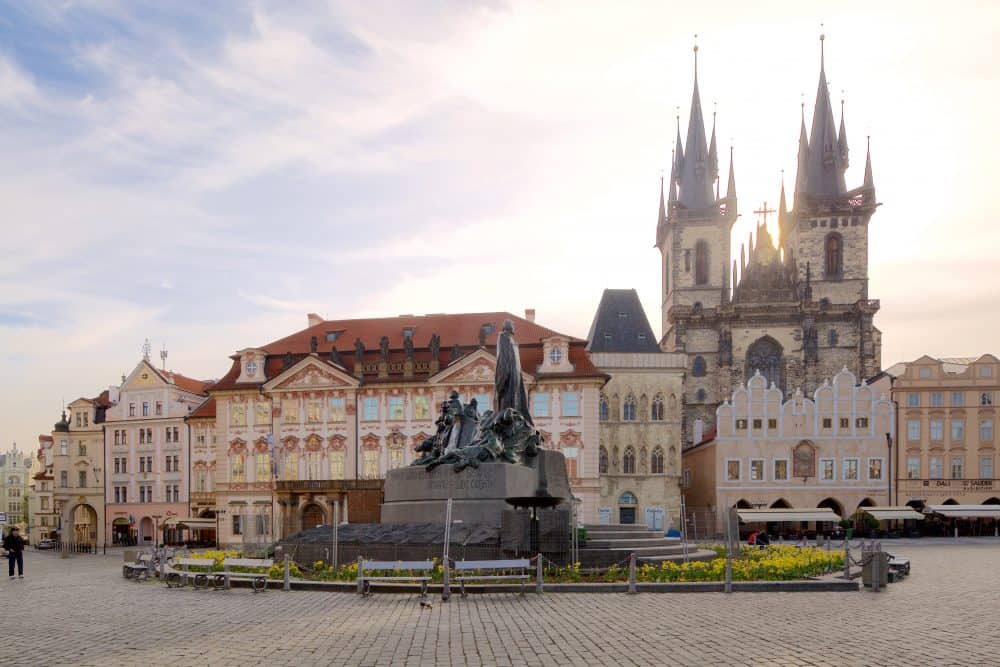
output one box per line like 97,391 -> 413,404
736,508 -> 841,523
161,517 -> 216,529
862,506 -> 924,521
926,505 -> 1000,519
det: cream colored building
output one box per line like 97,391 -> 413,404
50,395 -> 110,548
587,289 -> 685,530
893,355 -> 999,508
103,358 -> 209,546
683,368 -> 894,535
206,312 -> 605,548
28,435 -> 56,541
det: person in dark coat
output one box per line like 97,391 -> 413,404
3,527 -> 25,578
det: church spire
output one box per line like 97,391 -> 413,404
838,96 -> 849,168
725,145 -> 737,219
668,146 -> 679,206
777,175 -> 788,246
709,106 -> 719,194
863,135 -> 875,193
658,175 -> 668,228
677,39 -> 715,210
793,100 -> 809,207
802,32 -> 848,198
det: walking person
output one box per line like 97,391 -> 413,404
3,527 -> 25,579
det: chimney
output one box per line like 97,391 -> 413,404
307,313 -> 323,327
524,308 -> 536,323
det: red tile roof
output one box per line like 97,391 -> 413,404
211,311 -> 601,392
162,371 -> 211,395
188,397 -> 216,419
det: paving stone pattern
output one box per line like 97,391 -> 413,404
3,540 -> 999,666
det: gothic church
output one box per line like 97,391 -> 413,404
656,37 -> 882,445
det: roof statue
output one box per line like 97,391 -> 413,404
413,319 -> 541,472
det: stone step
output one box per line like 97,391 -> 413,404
585,537 -> 683,548
579,546 -> 715,568
583,523 -> 654,532
585,530 -> 680,541
581,544 -> 689,556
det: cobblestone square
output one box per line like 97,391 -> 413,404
2,540 -> 998,666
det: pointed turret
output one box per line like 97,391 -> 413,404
668,148 -> 678,206
657,176 -> 668,228
709,109 -> 719,191
677,44 -> 716,210
863,135 -> 875,193
803,33 -> 848,198
673,115 -> 684,180
777,177 -> 788,245
793,103 -> 809,206
838,99 -> 849,168
725,146 -> 737,219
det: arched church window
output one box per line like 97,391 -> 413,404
692,301 -> 703,314
622,447 -> 636,474
692,356 -> 707,377
650,447 -> 665,474
824,233 -> 843,278
598,447 -> 608,474
651,395 -> 664,421
599,394 -> 609,422
828,330 -> 839,346
619,491 -> 637,506
695,241 -> 710,285
695,388 -> 707,402
623,395 -> 637,421
746,337 -> 784,391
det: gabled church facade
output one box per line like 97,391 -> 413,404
657,37 -> 882,445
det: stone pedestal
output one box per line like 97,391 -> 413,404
381,450 -> 572,529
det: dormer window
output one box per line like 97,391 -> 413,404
246,361 -> 258,375
325,331 -> 341,343
403,327 -> 415,339
549,348 -> 563,364
603,333 -> 612,341
617,312 -> 627,319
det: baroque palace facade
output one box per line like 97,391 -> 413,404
201,311 -> 605,547
657,38 -> 882,445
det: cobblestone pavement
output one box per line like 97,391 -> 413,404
2,540 -> 998,666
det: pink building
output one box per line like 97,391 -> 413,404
103,357 -> 209,545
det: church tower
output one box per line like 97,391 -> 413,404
785,34 -> 881,381
655,35 -> 882,447
656,44 -> 737,442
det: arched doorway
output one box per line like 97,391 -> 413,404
139,517 -> 153,543
112,518 -> 132,546
770,499 -> 791,508
735,499 -> 752,509
301,503 -> 326,531
618,492 -> 638,524
62,503 -> 98,552
817,498 -> 843,537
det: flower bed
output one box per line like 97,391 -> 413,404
186,546 -> 840,584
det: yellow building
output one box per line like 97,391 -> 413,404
893,355 -> 999,511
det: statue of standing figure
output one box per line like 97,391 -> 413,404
416,318 -> 542,471
494,319 -> 533,426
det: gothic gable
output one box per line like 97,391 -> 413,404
428,348 -> 534,386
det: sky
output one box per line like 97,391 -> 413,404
1,0 -> 998,452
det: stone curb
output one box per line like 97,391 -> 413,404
224,578 -> 858,593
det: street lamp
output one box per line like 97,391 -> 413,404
885,432 -> 893,507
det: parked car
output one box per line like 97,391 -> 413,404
36,539 -> 55,550
885,552 -> 910,576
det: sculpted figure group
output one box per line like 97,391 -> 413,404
413,320 -> 542,472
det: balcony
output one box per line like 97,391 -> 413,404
190,492 -> 215,505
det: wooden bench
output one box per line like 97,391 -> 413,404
217,558 -> 273,593
122,554 -> 154,582
453,559 -> 531,597
165,557 -> 216,589
357,560 -> 434,597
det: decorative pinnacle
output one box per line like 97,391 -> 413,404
820,24 -> 826,69
693,33 -> 699,77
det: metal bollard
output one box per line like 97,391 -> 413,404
283,554 -> 291,591
356,556 -> 364,595
627,554 -> 637,594
843,539 -> 850,579
535,554 -> 543,594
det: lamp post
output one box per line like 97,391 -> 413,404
885,433 -> 893,507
